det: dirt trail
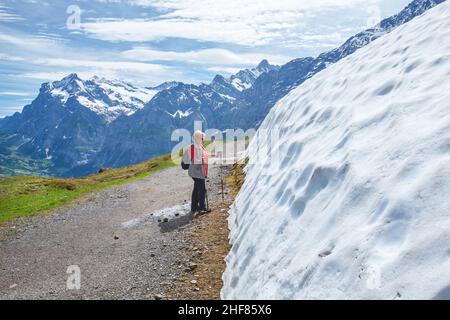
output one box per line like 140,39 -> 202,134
0,166 -> 224,300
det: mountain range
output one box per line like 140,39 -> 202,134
0,0 -> 445,177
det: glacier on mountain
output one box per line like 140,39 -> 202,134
45,74 -> 159,122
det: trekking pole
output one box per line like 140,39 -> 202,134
220,153 -> 225,202
205,185 -> 210,211
203,150 -> 210,212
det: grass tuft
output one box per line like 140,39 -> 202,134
226,158 -> 248,197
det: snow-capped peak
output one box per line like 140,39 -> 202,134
55,73 -> 83,89
44,74 -> 160,122
211,60 -> 280,92
44,73 -> 86,103
148,81 -> 182,92
89,76 -> 158,107
253,59 -> 277,77
229,60 -> 279,91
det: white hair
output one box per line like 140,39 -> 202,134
193,130 -> 205,145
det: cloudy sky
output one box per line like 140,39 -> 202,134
0,0 -> 410,117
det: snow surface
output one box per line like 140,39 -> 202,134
231,78 -> 252,91
50,88 -> 69,103
222,2 -> 450,300
226,61 -> 278,92
44,148 -> 52,160
94,78 -> 158,107
121,204 -> 191,229
166,109 -> 194,118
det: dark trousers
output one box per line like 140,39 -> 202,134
191,178 -> 206,211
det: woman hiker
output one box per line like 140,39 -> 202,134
182,130 -> 211,214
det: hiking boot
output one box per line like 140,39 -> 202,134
198,208 -> 212,215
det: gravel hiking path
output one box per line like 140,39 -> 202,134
0,165 -> 223,300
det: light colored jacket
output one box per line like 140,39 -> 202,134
182,143 -> 208,179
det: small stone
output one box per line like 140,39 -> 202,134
154,294 -> 165,300
175,213 -> 180,217
190,280 -> 198,285
188,262 -> 198,270
9,284 -> 17,289
163,218 -> 169,223
150,253 -> 156,257
114,236 -> 119,240
194,287 -> 200,292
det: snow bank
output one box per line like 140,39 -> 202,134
121,204 -> 191,229
222,2 -> 450,300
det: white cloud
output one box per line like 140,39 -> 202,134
0,53 -> 26,62
16,58 -> 176,85
206,66 -> 241,75
0,31 -> 64,55
0,91 -> 33,96
82,0 -> 378,47
19,72 -> 74,81
34,57 -> 170,73
81,18 -> 268,46
0,29 -> 182,86
0,5 -> 24,22
121,47 -> 290,66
